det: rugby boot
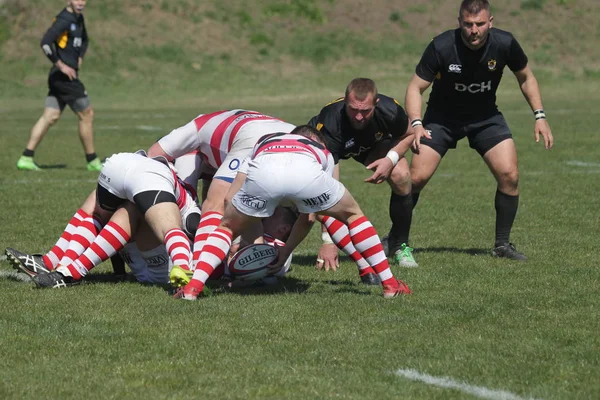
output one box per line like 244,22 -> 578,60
32,271 -> 81,288
169,265 -> 193,287
5,248 -> 49,277
87,157 -> 102,171
360,272 -> 381,286
173,283 -> 204,300
491,243 -> 527,261
394,243 -> 419,268
382,279 -> 412,298
16,156 -> 41,171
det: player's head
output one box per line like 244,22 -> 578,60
262,206 -> 299,242
458,0 -> 493,50
290,125 -> 327,146
67,0 -> 87,14
344,78 -> 379,130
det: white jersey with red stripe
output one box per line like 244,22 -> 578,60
157,110 -> 295,170
240,132 -> 335,177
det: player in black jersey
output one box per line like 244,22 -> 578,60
404,0 -> 554,260
309,78 -> 416,271
16,0 -> 101,172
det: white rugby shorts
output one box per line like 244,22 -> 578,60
99,153 -> 175,201
214,120 -> 295,182
231,152 -> 345,218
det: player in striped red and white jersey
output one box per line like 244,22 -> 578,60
147,110 -> 296,269
174,125 -> 412,300
28,152 -> 200,288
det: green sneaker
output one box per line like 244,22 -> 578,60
394,243 -> 418,268
16,156 -> 41,171
87,158 -> 103,171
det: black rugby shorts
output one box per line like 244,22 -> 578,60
420,111 -> 512,157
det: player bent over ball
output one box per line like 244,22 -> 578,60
173,125 -> 412,300
28,151 -> 198,288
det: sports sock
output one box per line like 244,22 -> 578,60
192,211 -> 223,264
191,228 -> 232,286
321,216 -> 373,276
494,190 -> 519,247
387,192 -> 413,252
43,209 -> 87,270
85,153 -> 98,163
165,228 -> 192,271
23,149 -> 34,157
58,215 -> 103,267
348,216 -> 397,288
412,191 -> 421,209
63,221 -> 131,280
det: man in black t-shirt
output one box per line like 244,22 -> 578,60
309,78 -> 416,275
404,0 -> 554,260
16,0 -> 101,172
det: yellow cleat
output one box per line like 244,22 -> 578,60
169,265 -> 193,287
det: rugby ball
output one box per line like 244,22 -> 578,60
228,243 -> 278,281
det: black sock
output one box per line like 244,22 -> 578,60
86,153 -> 98,163
23,149 -> 34,157
412,191 -> 421,209
388,192 -> 413,251
495,190 -> 519,247
110,253 -> 126,276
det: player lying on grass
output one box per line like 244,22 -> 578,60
173,125 -> 412,300
7,151 -> 200,288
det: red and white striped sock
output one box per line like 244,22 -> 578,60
348,216 -> 397,288
192,211 -> 223,265
165,228 -> 192,271
43,209 -> 87,270
58,215 -> 103,267
189,228 -> 232,290
322,216 -> 374,276
63,221 -> 131,280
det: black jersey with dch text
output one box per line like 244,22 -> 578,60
416,28 -> 528,120
40,8 -> 89,70
308,94 -> 408,163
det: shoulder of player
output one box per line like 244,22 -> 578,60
488,28 -> 518,48
375,94 -> 404,117
431,29 -> 458,50
314,99 -> 344,132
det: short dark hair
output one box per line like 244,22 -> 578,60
344,78 -> 378,103
459,0 -> 491,16
290,124 -> 326,145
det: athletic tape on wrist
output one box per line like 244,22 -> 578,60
411,119 -> 423,128
321,231 -> 334,244
386,150 -> 400,167
534,109 -> 546,120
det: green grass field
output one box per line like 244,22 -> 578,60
0,78 -> 599,399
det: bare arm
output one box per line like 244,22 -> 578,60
404,74 -> 434,152
513,65 -> 554,149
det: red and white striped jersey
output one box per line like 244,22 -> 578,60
251,132 -> 334,173
157,110 -> 290,169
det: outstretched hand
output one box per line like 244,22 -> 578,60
534,119 -> 554,149
364,157 -> 393,184
315,243 -> 339,271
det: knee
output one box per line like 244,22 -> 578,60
498,169 -> 519,190
43,109 -> 61,126
389,164 -> 411,186
79,107 -> 94,122
411,171 -> 430,192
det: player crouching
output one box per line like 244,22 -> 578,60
174,125 -> 412,300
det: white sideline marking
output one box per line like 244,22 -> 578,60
0,255 -> 6,261
0,270 -> 32,282
2,178 -> 97,186
136,125 -> 163,131
394,369 -> 540,400
566,160 -> 600,168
